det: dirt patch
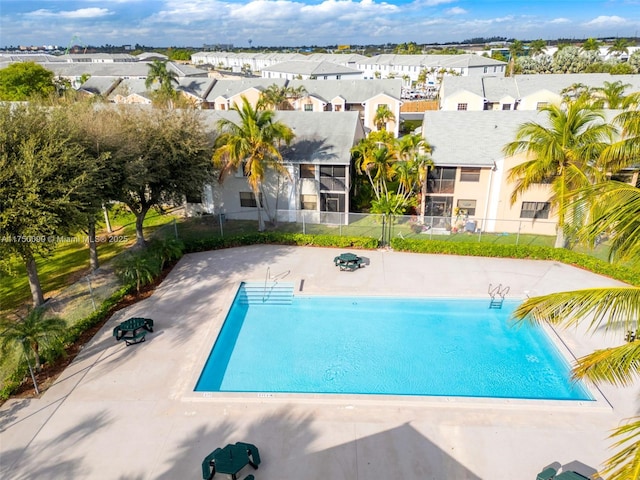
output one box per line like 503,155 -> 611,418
10,261 -> 176,400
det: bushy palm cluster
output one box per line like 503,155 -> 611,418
351,131 -> 433,216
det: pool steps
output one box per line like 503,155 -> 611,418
238,282 -> 295,305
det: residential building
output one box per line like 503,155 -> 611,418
420,110 -> 638,235
190,110 -> 365,225
440,73 -> 640,111
204,78 -> 287,110
261,61 -> 363,80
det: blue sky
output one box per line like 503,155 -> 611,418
1,0 -> 639,48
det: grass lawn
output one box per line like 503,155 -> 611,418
0,208 -> 179,314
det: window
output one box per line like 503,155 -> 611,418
536,102 -> 548,110
611,171 -> 635,184
483,67 -> 488,73
502,104 -> 511,110
304,104 -> 313,112
520,201 -> 550,219
457,103 -> 468,111
320,193 -> 345,212
320,165 -> 346,191
300,164 -> 315,178
334,104 -> 342,112
457,199 -> 476,216
239,191 -> 261,208
301,194 -> 317,210
425,196 -> 453,217
460,167 -> 481,182
428,167 -> 456,193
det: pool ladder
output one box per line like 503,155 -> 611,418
488,283 -> 510,309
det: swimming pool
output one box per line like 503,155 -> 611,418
195,285 -> 592,401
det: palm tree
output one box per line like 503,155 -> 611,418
581,37 -> 602,52
213,97 -> 295,231
511,180 -> 640,480
397,134 -> 433,220
608,38 -> 631,58
0,307 -> 66,372
527,39 -> 547,57
373,104 -> 396,131
507,40 -> 525,76
596,80 -> 631,109
503,98 -> 615,248
145,60 -> 179,106
258,84 -> 307,110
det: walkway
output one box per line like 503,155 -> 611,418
1,246 -> 635,480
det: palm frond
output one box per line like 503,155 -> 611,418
512,287 -> 640,332
599,417 -> 640,480
573,342 -> 640,386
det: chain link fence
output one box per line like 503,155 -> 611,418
169,209 -> 560,248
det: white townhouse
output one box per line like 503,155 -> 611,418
420,109 -> 638,236
261,61 -> 363,81
440,73 -> 640,111
190,52 -> 507,86
191,110 -> 366,225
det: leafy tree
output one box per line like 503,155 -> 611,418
512,181 -> 640,480
503,99 -> 615,248
373,104 -> 396,131
0,62 -> 56,100
0,307 -> 66,372
213,97 -> 295,231
62,102 -> 122,271
110,108 -> 213,247
0,104 -> 93,307
609,62 -> 636,75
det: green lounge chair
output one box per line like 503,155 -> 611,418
537,467 -> 557,480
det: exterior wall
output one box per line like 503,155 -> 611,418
517,90 -> 562,110
440,90 -> 485,111
469,64 -> 506,76
228,89 -> 263,109
295,96 -> 327,112
489,155 -> 557,235
362,93 -> 402,136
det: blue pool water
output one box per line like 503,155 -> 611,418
195,288 -> 592,400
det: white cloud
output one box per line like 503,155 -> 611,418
549,18 -> 571,24
445,7 -> 467,15
26,8 -> 112,19
583,15 -> 628,27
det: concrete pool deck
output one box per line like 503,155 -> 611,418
1,245 -> 637,480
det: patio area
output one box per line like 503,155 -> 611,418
1,245 -> 637,480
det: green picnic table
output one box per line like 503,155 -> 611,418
112,317 -> 154,346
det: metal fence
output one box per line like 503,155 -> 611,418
172,209 -> 560,248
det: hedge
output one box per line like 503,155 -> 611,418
390,238 -> 640,287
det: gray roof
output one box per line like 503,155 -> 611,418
176,77 -> 216,98
32,61 -> 207,78
206,78 -> 287,101
200,110 -> 364,164
357,54 -> 506,68
289,79 -> 402,102
59,53 -> 137,62
77,77 -> 121,95
262,61 -> 362,76
422,109 -> 621,167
